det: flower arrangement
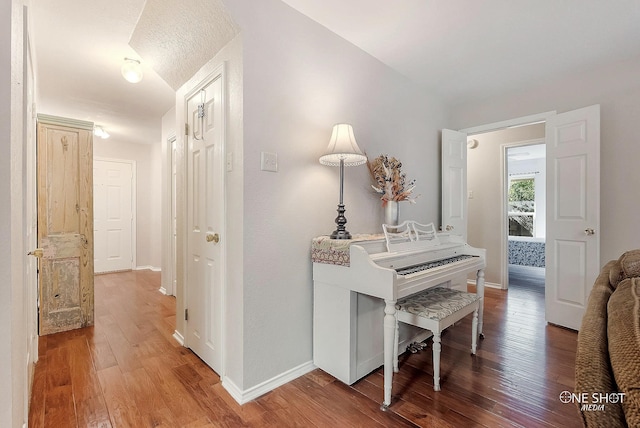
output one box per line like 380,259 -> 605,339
367,155 -> 418,206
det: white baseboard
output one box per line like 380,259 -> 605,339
222,360 -> 316,405
135,265 -> 161,272
172,330 -> 185,346
468,279 -> 503,289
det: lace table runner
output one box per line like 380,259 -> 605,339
311,234 -> 383,267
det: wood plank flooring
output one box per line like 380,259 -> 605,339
28,270 -> 582,427
508,264 -> 545,293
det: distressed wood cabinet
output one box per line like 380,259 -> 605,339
36,114 -> 94,335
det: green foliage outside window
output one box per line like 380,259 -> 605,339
509,179 -> 535,206
508,178 -> 535,236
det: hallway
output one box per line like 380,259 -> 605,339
29,270 -> 580,427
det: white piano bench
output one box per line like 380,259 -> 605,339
394,286 -> 480,392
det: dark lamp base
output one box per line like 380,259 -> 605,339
329,203 -> 351,240
330,230 -> 352,240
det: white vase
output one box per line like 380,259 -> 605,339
384,201 -> 399,227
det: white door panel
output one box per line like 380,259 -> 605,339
442,129 -> 468,239
94,159 -> 133,273
186,73 -> 224,374
546,105 -> 600,330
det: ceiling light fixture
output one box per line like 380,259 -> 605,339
93,126 -> 110,139
121,57 -> 143,83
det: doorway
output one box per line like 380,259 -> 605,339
464,120 -> 546,290
462,105 -> 601,330
504,142 -> 546,294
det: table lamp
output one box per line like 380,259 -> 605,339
319,124 -> 367,239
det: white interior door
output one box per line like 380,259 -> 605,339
441,129 -> 468,240
25,31 -> 38,371
545,105 -> 600,330
93,159 -> 134,273
186,73 -> 224,373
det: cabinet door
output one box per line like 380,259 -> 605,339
37,116 -> 94,335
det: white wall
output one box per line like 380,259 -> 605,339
93,138 -> 162,269
451,56 -> 640,265
223,0 -> 447,391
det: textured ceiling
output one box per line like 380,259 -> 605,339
130,0 -> 239,91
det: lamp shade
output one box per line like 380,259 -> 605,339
319,124 -> 367,166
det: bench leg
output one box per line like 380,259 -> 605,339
432,332 -> 441,391
471,307 -> 478,355
476,269 -> 485,339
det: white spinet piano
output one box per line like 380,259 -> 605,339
312,221 -> 486,407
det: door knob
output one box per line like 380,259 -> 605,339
28,248 -> 44,258
445,225 -> 454,231
584,228 -> 595,236
206,233 -> 219,243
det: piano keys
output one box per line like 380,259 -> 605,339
395,254 -> 477,276
312,221 -> 486,407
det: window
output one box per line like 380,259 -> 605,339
508,177 -> 535,237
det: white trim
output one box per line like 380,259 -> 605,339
460,111 -> 555,135
158,287 -> 168,295
131,161 -> 137,269
163,133 -> 177,297
172,330 -> 185,346
468,279 -> 502,289
222,361 -> 316,405
134,265 -> 161,272
37,113 -> 93,131
24,12 -> 39,419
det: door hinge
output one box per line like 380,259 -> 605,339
184,308 -> 188,321
184,123 -> 189,136
197,103 -> 205,119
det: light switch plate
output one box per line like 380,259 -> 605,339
261,152 -> 278,172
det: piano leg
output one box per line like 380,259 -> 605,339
476,268 -> 485,339
393,316 -> 399,373
381,299 -> 396,410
